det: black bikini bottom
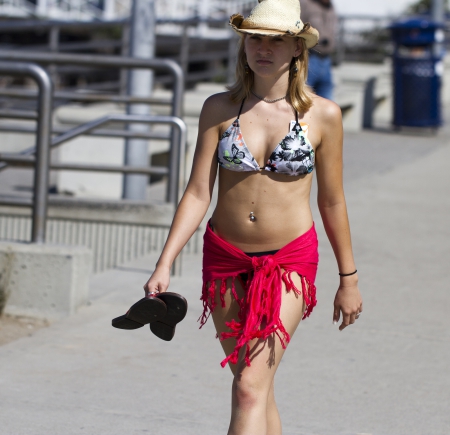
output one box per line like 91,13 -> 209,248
208,221 -> 279,283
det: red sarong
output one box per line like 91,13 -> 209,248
199,223 -> 319,367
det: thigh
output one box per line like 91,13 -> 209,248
211,271 -> 306,380
211,276 -> 245,376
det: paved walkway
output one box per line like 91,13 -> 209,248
1,115 -> 450,434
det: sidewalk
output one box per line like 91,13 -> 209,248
1,121 -> 449,434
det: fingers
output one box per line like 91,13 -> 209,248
143,279 -> 169,297
336,308 -> 362,331
339,312 -> 352,331
333,307 -> 340,324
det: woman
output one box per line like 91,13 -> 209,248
144,0 -> 362,433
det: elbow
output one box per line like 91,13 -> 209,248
317,193 -> 346,211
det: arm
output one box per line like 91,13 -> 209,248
143,96 -> 222,295
314,100 -> 363,330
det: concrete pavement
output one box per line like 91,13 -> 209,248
1,118 -> 450,434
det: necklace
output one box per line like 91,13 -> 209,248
251,90 -> 287,104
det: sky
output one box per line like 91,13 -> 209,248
334,0 -> 416,17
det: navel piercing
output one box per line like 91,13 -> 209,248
249,212 -> 256,222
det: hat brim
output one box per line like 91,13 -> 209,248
229,14 -> 319,49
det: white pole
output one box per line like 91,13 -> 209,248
123,0 -> 156,200
36,0 -> 48,17
103,0 -> 115,20
198,0 -> 210,36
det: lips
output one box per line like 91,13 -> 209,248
256,59 -> 272,65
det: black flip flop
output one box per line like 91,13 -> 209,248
112,297 -> 167,330
150,292 -> 188,341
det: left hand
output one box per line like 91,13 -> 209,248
333,279 -> 363,331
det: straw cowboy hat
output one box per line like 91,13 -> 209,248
229,0 -> 319,48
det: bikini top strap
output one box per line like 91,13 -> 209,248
294,111 -> 303,131
237,98 -> 246,119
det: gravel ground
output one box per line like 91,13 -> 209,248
0,314 -> 50,346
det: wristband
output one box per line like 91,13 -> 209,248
339,269 -> 357,277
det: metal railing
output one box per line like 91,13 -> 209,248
0,51 -> 185,204
0,113 -> 187,203
0,62 -> 53,243
0,56 -> 187,274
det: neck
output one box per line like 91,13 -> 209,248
252,75 -> 289,100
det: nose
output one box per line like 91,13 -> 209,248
257,38 -> 272,55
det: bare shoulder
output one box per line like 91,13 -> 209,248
305,94 -> 343,147
200,91 -> 239,128
309,94 -> 342,125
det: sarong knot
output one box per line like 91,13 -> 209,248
252,255 -> 277,276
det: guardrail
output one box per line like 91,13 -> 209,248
0,62 -> 52,244
0,56 -> 187,274
0,51 -> 185,203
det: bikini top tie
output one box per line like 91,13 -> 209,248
217,99 -> 315,176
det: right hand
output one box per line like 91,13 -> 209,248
143,264 -> 170,297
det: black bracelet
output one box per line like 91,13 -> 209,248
339,269 -> 357,277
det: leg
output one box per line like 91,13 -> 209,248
307,55 -> 334,100
266,379 -> 281,435
314,56 -> 334,100
306,54 -> 320,92
211,273 -> 305,435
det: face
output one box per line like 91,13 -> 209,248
244,34 -> 302,78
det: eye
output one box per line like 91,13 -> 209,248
249,35 -> 261,41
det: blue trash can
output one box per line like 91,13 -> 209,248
390,18 -> 444,128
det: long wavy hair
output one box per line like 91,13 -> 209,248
227,35 -> 313,114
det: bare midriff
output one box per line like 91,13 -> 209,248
210,167 -> 314,252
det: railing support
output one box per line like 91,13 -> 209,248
0,62 -> 53,244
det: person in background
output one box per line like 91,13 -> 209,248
301,0 -> 338,100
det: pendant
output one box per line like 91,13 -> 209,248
249,212 -> 256,222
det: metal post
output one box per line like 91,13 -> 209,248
32,65 -> 53,243
103,0 -> 115,20
167,62 -> 184,205
432,0 -> 445,58
432,0 -> 445,22
36,0 -> 48,16
0,62 -> 53,243
123,0 -> 156,200
48,25 -> 60,89
336,16 -> 346,66
227,30 -> 238,84
180,23 -> 190,78
119,21 -> 130,96
197,0 -> 210,37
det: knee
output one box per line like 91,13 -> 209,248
232,373 -> 267,411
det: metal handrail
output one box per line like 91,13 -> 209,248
0,123 -> 171,140
0,113 -> 187,205
0,62 -> 53,244
0,50 -> 185,203
0,50 -> 183,116
0,87 -> 173,104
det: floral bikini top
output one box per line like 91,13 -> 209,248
217,99 -> 315,176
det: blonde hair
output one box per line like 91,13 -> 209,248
227,35 -> 313,114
